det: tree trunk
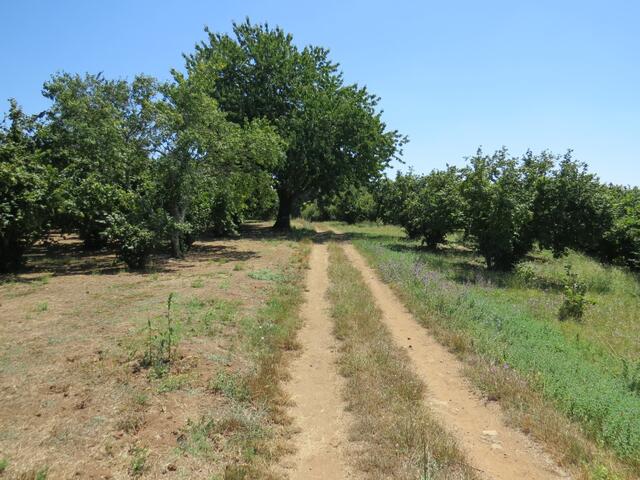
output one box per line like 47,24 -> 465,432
273,189 -> 293,230
170,205 -> 186,258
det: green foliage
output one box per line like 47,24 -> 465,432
41,73 -> 157,248
532,151 -> 613,258
208,371 -> 250,402
105,192 -> 168,270
461,148 -> 535,270
0,100 -> 55,272
372,171 -> 424,227
153,74 -> 283,254
0,457 -> 7,473
35,469 -> 48,480
247,268 -> 284,282
401,166 -> 464,248
603,186 -> 640,269
558,265 -> 594,321
300,201 -> 323,221
185,19 -> 404,228
330,185 -> 377,224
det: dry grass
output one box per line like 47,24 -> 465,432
0,223 -> 310,479
326,242 -> 476,480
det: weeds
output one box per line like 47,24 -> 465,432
0,458 -> 7,473
142,292 -> 180,377
129,446 -> 148,477
157,373 -> 192,393
622,359 -> 640,396
208,371 -> 250,402
34,469 -> 48,480
191,278 -> 204,288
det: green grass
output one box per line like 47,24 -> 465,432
324,221 -> 640,477
0,458 -> 7,473
247,268 -> 285,282
207,371 -> 250,402
157,373 -> 192,393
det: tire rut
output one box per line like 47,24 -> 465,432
340,242 -> 568,480
282,243 -> 354,479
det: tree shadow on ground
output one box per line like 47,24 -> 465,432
2,226 -> 285,282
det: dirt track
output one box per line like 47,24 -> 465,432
340,242 -> 567,480
283,243 -> 354,479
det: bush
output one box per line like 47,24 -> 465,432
602,186 -> 640,269
332,185 -> 377,224
300,201 -> 323,221
558,265 -> 593,321
532,153 -> 613,259
105,189 -> 168,270
106,217 -> 157,270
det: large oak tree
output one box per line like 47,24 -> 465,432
184,19 -> 405,229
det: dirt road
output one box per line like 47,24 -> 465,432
340,242 -> 567,480
283,243 -> 354,479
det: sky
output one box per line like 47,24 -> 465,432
1,0 -> 639,185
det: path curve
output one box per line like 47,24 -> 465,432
340,242 -> 568,480
283,243 -> 353,479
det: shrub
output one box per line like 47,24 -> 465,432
532,152 -> 613,258
332,185 -> 377,224
105,194 -> 168,270
300,201 -> 323,221
558,265 -> 593,321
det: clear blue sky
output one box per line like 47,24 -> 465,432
2,0 -> 638,185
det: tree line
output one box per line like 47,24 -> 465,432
305,149 -> 640,271
0,19 -> 404,272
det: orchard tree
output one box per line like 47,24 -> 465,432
372,171 -> 424,227
184,19 -> 405,229
326,184 -> 377,224
461,149 -> 535,270
531,152 -> 613,257
152,72 -> 283,256
40,73 -> 157,248
600,185 -> 640,268
402,166 -> 464,248
0,100 -> 54,271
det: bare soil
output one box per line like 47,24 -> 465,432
0,224 -> 296,478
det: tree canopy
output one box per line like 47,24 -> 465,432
184,19 -> 405,228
